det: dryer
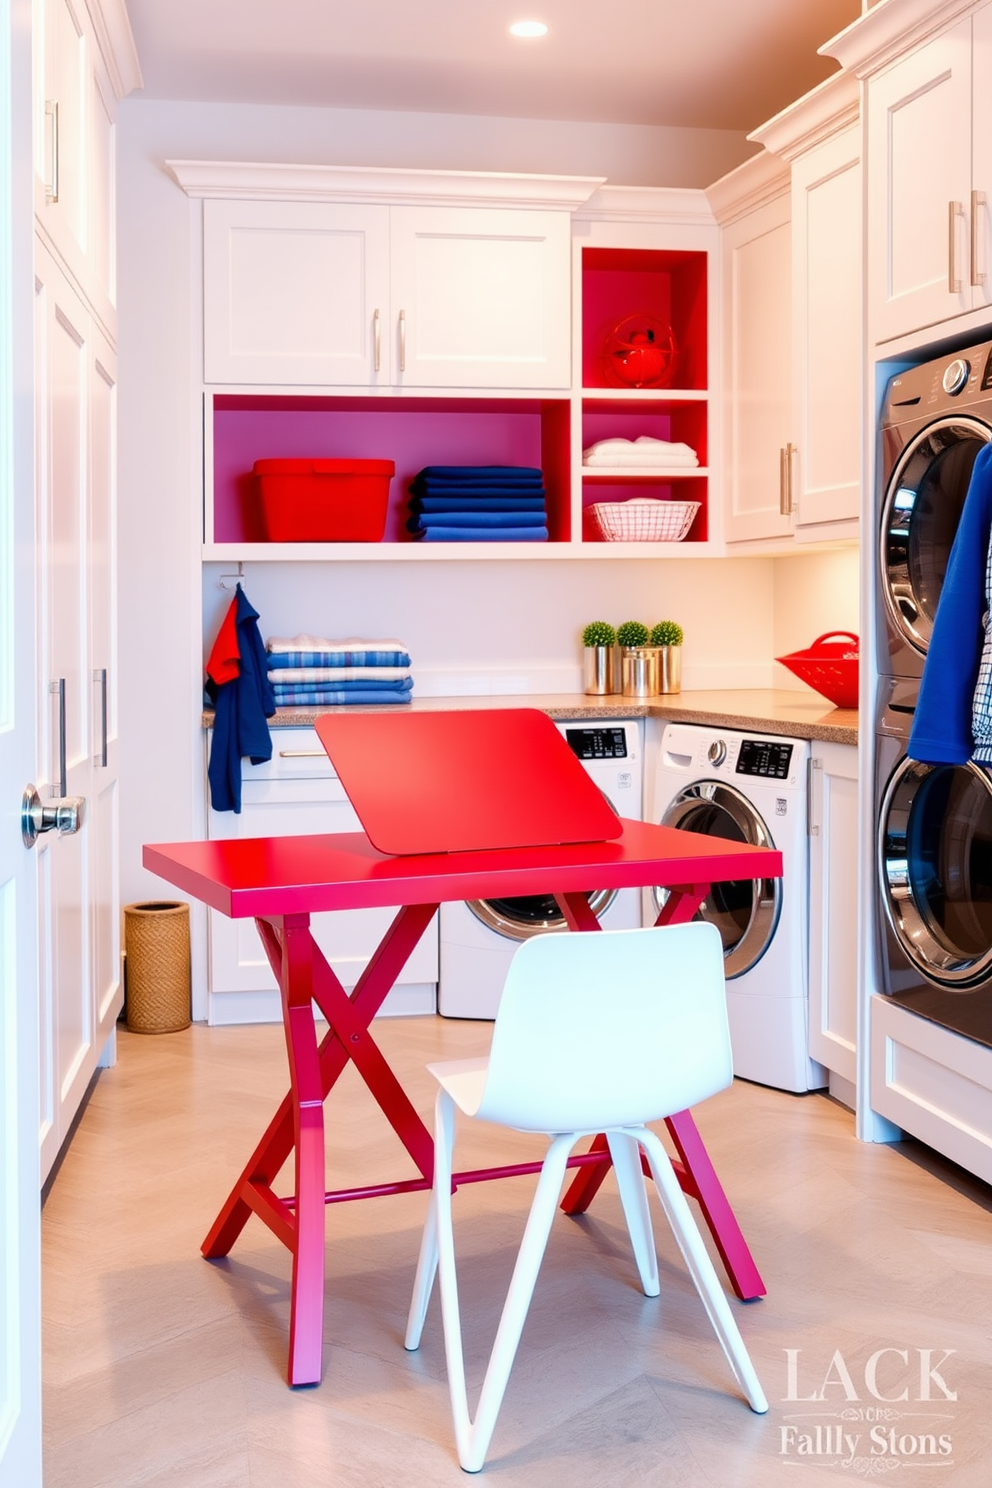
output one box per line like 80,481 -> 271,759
438,719 -> 643,1019
878,340 -> 992,683
648,722 -> 825,1093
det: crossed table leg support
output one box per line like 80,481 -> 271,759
202,890 -> 764,1387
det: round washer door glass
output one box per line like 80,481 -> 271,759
467,888 -> 617,942
879,757 -> 992,985
881,418 -> 991,656
654,782 -> 780,978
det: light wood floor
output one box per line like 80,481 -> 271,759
42,1017 -> 992,1486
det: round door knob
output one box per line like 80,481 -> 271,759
942,358 -> 970,395
707,739 -> 727,767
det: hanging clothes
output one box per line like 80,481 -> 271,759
206,585 -> 275,813
909,443 -> 992,766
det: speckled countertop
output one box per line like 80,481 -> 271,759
204,688 -> 857,745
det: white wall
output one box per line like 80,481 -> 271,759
771,545 -> 861,691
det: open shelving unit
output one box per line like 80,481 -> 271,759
202,242 -> 714,560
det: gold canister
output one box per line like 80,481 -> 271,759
583,644 -> 617,695
621,646 -> 659,698
658,645 -> 682,694
123,901 -> 192,1033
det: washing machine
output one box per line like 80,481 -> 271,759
878,339 -> 992,683
648,722 -> 825,1093
875,676 -> 992,1049
438,719 -> 643,1019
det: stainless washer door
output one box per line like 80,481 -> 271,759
879,756 -> 992,986
467,888 -> 617,942
880,417 -> 991,657
655,781 -> 781,978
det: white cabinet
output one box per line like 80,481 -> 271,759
205,731 -> 438,1023
718,184 -> 793,544
866,9 -> 992,344
34,239 -> 121,1181
203,198 -> 572,390
807,741 -> 858,1092
791,125 -> 862,534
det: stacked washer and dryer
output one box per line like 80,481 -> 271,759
876,343 -> 992,1048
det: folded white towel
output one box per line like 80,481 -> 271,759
582,437 -> 698,468
267,666 -> 412,683
266,634 -> 409,655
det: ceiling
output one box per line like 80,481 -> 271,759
124,0 -> 862,133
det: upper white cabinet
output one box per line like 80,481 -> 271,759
191,167 -> 596,390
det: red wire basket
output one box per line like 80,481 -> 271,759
775,631 -> 859,710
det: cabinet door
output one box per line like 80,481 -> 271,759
203,200 -> 391,385
970,4 -> 992,314
792,127 -> 862,531
721,192 -> 793,543
867,17 -> 973,344
808,742 -> 858,1083
389,205 -> 571,388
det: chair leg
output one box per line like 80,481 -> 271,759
638,1127 -> 768,1415
428,1092 -> 575,1472
404,1185 -> 439,1351
606,1131 -> 659,1297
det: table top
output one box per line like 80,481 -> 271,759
144,818 -> 783,920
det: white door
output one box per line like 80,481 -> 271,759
721,191 -> 793,543
808,743 -> 859,1084
867,16 -> 973,344
792,127 -> 862,531
0,0 -> 42,1476
389,205 -> 571,388
202,199 -> 391,385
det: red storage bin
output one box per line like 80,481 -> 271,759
253,459 -> 394,542
775,631 -> 859,710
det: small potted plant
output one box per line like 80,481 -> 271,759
617,620 -> 657,697
650,619 -> 684,694
581,620 -> 618,694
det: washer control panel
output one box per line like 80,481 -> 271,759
735,738 -> 794,780
564,726 -> 628,760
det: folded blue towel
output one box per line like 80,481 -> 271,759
416,465 -> 543,482
272,687 -> 414,706
411,495 -> 546,513
272,676 -> 412,698
910,443 -> 992,764
407,510 -> 547,532
266,648 -> 411,669
414,526 -> 548,542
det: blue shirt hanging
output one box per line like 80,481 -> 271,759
206,584 -> 275,813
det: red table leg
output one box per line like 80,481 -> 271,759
554,886 -> 766,1301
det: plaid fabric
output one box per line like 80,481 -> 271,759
270,687 -> 413,706
266,649 -> 411,669
972,543 -> 992,764
268,666 -> 411,683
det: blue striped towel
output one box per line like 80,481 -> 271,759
266,649 -> 412,669
272,688 -> 414,707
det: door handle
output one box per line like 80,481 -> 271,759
949,200 -> 966,292
373,308 -> 381,373
21,785 -> 85,846
399,308 -> 406,373
95,667 -> 108,767
45,99 -> 59,203
779,444 -> 796,516
972,190 -> 987,288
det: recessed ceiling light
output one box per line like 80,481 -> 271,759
509,19 -> 548,39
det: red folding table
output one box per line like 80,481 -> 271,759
145,711 -> 783,1387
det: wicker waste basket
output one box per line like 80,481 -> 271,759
123,901 -> 191,1033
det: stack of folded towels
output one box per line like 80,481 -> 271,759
406,465 -> 548,542
582,436 -> 699,470
266,635 -> 413,707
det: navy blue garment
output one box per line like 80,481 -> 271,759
909,442 -> 992,765
407,509 -> 547,532
410,495 -> 547,511
207,585 -> 276,812
414,465 -> 543,484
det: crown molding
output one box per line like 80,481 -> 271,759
748,71 -> 860,161
574,184 -> 715,226
85,0 -> 143,99
165,160 -> 606,211
819,0 -> 979,78
705,150 -> 790,225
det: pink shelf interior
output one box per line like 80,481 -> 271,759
211,396 -> 571,544
582,248 -> 708,391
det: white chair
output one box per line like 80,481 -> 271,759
405,921 -> 768,1473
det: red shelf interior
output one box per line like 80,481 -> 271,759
580,400 -> 708,468
581,478 -> 708,544
582,248 -> 708,391
211,396 -> 571,544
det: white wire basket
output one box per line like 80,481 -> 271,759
587,498 -> 700,543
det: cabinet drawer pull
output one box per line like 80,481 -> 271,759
373,308 -> 381,372
399,308 -> 406,372
278,749 -> 327,758
972,190 -> 987,288
779,446 -> 789,516
45,99 -> 59,204
949,200 -> 966,293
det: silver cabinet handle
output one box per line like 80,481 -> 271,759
45,99 -> 59,203
807,756 -> 822,838
373,308 -> 381,373
779,446 -> 789,516
949,200 -> 966,292
278,749 -> 326,758
972,190 -> 987,288
51,677 -> 67,797
95,667 -> 108,767
399,308 -> 406,372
